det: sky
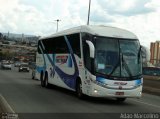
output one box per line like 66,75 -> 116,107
0,0 -> 160,48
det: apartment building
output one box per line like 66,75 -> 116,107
150,41 -> 160,65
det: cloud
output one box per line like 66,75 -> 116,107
107,11 -> 160,48
145,0 -> 160,11
97,0 -> 155,16
0,0 -> 159,49
0,0 -> 53,35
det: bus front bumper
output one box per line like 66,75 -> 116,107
87,83 -> 142,98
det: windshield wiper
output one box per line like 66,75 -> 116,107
137,46 -> 142,64
108,61 -> 120,77
121,53 -> 133,78
109,44 -> 121,77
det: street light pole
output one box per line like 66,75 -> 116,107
55,19 -> 61,32
87,0 -> 91,25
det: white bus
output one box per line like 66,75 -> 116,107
35,25 -> 143,102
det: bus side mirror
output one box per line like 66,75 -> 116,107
86,40 -> 95,58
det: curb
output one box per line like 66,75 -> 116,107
0,94 -> 15,113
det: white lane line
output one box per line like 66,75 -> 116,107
0,94 -> 15,113
130,99 -> 160,109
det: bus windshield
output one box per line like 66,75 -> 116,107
95,36 -> 142,79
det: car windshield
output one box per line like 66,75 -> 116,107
95,36 -> 142,79
3,63 -> 10,65
21,64 -> 28,67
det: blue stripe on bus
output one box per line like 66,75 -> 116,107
41,36 -> 79,90
36,66 -> 46,73
36,42 -> 46,73
135,79 -> 142,85
96,77 -> 106,83
67,55 -> 72,68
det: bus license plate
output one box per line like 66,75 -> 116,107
115,92 -> 124,95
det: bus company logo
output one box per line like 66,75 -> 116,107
114,82 -> 127,85
56,56 -> 68,64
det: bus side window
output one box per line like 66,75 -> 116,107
67,34 -> 81,58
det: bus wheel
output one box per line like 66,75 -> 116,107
76,80 -> 84,99
116,98 -> 126,102
32,72 -> 35,79
40,72 -> 45,87
44,74 -> 50,88
32,75 -> 35,80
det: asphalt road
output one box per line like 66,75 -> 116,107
0,66 -> 160,118
143,77 -> 160,89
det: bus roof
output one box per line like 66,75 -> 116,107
40,25 -> 138,40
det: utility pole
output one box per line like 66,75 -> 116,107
55,19 -> 61,32
87,0 -> 91,25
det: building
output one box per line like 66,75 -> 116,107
150,41 -> 160,65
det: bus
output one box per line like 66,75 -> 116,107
35,25 -> 143,102
143,67 -> 160,76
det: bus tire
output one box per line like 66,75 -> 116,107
32,72 -> 35,79
40,72 -> 45,87
32,75 -> 35,80
44,73 -> 50,88
76,79 -> 84,99
116,98 -> 126,102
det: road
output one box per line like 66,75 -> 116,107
0,67 -> 160,118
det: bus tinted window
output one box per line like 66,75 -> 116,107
39,37 -> 69,54
37,41 -> 42,54
67,34 -> 81,57
54,36 -> 69,54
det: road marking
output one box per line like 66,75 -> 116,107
130,99 -> 160,109
0,94 -> 15,113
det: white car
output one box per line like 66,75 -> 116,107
1,63 -> 12,70
14,62 -> 21,67
19,64 -> 30,72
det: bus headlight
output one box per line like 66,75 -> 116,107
139,91 -> 142,95
94,89 -> 98,93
